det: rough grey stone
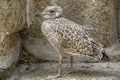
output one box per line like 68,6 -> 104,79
118,0 -> 120,40
0,0 -> 26,69
6,62 -> 120,80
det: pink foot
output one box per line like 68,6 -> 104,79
47,74 -> 61,79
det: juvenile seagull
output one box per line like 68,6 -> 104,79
35,6 -> 109,78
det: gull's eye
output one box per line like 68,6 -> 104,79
50,10 -> 54,13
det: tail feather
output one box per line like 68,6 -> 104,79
101,52 -> 110,62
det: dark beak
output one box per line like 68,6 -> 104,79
35,12 -> 42,17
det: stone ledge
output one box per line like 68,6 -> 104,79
6,62 -> 120,80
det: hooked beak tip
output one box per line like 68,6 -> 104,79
35,12 -> 43,17
35,13 -> 40,17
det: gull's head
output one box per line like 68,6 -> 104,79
35,6 -> 63,19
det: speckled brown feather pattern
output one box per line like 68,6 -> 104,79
41,18 -> 104,60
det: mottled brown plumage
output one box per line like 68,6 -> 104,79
42,18 -> 104,59
36,6 -> 109,79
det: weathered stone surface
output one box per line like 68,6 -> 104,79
0,0 -> 26,37
0,0 -> 26,69
0,33 -> 21,80
22,0 -> 119,62
118,0 -> 120,40
6,62 -> 120,80
0,33 -> 20,69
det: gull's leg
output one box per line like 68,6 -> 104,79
47,55 -> 63,79
57,54 -> 63,77
70,56 -> 73,71
65,56 -> 73,74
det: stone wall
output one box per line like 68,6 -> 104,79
0,0 -> 26,69
118,0 -> 120,40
